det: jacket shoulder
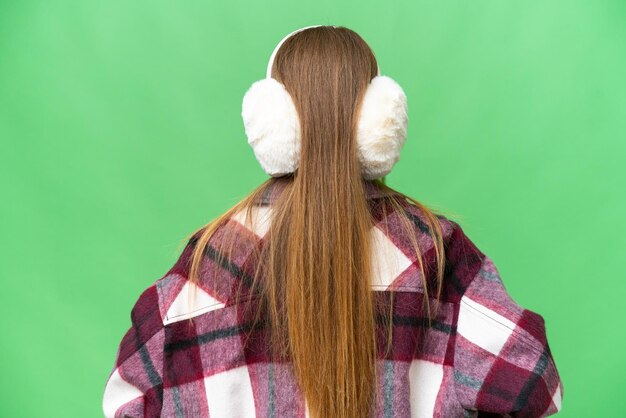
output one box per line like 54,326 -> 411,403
154,210 -> 268,326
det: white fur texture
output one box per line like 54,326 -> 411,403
241,78 -> 301,176
241,75 -> 408,179
356,75 -> 408,180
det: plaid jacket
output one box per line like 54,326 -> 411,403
103,180 -> 564,418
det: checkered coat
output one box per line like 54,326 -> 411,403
102,180 -> 564,417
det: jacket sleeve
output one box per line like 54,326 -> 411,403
450,225 -> 564,417
102,283 -> 165,418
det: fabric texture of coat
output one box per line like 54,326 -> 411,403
102,179 -> 564,417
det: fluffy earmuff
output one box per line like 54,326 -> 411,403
355,75 -> 409,180
241,77 -> 302,177
241,25 -> 409,180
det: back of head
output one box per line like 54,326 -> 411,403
185,25 -> 446,418
270,26 -> 378,188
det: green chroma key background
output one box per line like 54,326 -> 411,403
1,1 -> 624,417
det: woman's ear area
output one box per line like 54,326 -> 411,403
356,75 -> 409,180
241,77 -> 301,177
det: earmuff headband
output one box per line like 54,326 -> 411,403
265,25 -> 380,79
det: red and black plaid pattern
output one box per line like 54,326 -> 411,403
103,180 -> 563,417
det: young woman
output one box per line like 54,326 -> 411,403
103,25 -> 563,418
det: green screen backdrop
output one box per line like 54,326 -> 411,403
1,1 -> 624,417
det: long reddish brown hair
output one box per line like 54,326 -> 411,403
183,26 -> 448,418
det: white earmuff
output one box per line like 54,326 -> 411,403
241,25 -> 408,180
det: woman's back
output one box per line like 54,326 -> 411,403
102,179 -> 563,417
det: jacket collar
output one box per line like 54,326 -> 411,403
259,177 -> 391,205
